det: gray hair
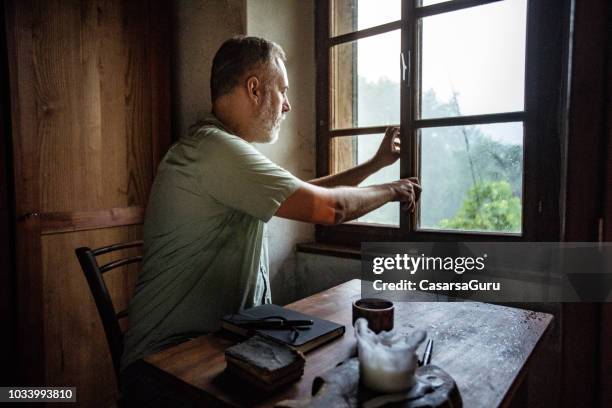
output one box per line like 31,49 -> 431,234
210,36 -> 286,102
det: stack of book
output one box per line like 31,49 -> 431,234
224,335 -> 306,392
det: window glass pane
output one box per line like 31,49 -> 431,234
330,134 -> 399,225
419,122 -> 523,233
419,0 -> 527,119
331,0 -> 401,37
331,30 -> 400,129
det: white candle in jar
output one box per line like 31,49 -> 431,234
355,318 -> 426,393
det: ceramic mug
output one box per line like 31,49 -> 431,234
352,298 -> 394,333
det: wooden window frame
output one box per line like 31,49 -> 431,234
315,0 -> 572,246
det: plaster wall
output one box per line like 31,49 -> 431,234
247,0 -> 317,304
172,0 -> 246,137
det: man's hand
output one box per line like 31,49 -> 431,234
389,177 -> 421,213
372,127 -> 401,168
309,126 -> 402,188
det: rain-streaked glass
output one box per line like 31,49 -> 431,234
419,0 -> 527,119
419,122 -> 523,233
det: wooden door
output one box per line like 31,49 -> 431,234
4,0 -> 171,404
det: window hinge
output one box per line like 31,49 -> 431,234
537,200 -> 543,214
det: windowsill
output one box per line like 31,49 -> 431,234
296,242 -> 361,260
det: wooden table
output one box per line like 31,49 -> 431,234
145,279 -> 553,407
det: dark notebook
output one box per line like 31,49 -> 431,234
220,304 -> 345,353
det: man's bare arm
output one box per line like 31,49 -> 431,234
308,159 -> 384,188
309,127 -> 401,187
275,178 -> 420,225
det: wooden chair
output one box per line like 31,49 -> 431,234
75,241 -> 143,383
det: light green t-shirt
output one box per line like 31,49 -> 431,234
121,114 -> 301,370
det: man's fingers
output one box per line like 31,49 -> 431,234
398,185 -> 416,213
392,178 -> 420,211
407,177 -> 421,193
385,126 -> 400,142
401,200 -> 416,214
392,138 -> 401,152
385,126 -> 399,134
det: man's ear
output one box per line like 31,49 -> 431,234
246,76 -> 260,104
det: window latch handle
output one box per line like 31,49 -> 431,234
401,51 -> 410,82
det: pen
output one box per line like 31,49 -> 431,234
422,339 -> 434,365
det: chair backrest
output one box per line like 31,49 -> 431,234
75,241 -> 143,381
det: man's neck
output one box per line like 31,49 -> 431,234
212,99 -> 254,142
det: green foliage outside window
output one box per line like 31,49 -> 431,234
438,181 -> 522,232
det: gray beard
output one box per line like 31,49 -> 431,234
267,123 -> 281,144
254,114 -> 282,144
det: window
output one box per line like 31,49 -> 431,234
315,0 -> 570,245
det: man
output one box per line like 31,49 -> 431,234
121,36 -> 420,400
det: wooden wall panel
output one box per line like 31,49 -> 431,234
97,0 -> 129,210
42,226 -> 142,406
5,0 -> 46,384
122,1 -> 153,207
35,0 -> 84,212
33,0 -> 154,213
5,0 -> 171,404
